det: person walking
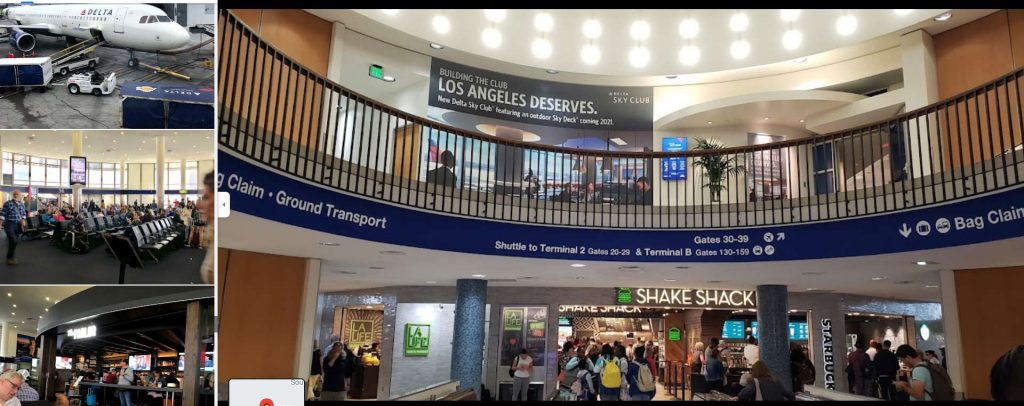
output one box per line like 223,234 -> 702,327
626,345 -> 656,401
737,361 -> 796,401
705,349 -> 726,392
2,190 -> 27,266
847,340 -> 872,396
321,342 -> 350,401
511,349 -> 533,401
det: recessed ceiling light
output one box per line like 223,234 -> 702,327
545,69 -> 559,74
532,38 -> 552,59
570,263 -> 586,268
628,46 -> 650,68
664,279 -> 677,282
916,261 -> 929,266
706,280 -> 723,284
763,116 -> 770,121
581,44 -> 601,65
45,297 -> 49,301
380,250 -> 406,255
678,18 -> 699,39
871,276 -> 888,281
678,45 -> 700,66
730,40 -> 750,60
472,274 -> 487,278
934,12 -> 952,22
483,9 -> 506,23
800,119 -> 806,123
45,308 -> 48,312
332,270 -> 357,275
780,9 -> 801,22
782,29 -> 803,50
836,14 -> 858,36
801,271 -> 824,276
380,9 -> 399,16
706,121 -> 713,125
534,13 -> 554,32
319,242 -> 340,246
630,20 -> 651,41
925,284 -> 940,288
609,137 -> 627,146
806,288 -> 818,291
729,13 -> 749,32
11,304 -> 15,308
676,266 -> 691,269
894,10 -> 913,16
582,19 -> 602,39
482,27 -> 502,48
665,75 -> 678,79
432,15 -> 450,34
429,42 -> 444,49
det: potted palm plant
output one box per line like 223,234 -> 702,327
691,138 -> 745,202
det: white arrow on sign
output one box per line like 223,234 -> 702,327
899,223 -> 912,238
776,232 -> 786,241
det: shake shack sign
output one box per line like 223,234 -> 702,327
429,58 -> 653,131
615,288 -> 756,309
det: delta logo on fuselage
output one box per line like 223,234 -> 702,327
81,9 -> 114,16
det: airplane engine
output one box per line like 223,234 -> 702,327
9,29 -> 35,52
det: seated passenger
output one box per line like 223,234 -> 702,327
40,210 -> 55,225
425,150 -> 458,188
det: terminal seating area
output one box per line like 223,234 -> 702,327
41,214 -> 186,263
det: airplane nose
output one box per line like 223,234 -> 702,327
173,27 -> 191,48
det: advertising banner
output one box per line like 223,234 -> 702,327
69,156 -> 87,185
220,151 -> 1024,262
429,58 -> 653,131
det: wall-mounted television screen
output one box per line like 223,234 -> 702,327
129,354 -> 152,371
751,321 -> 758,337
722,320 -> 746,339
56,356 -> 72,370
179,352 -> 215,371
69,156 -> 87,185
789,322 -> 809,341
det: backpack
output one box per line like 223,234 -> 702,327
600,357 -> 621,389
632,361 -> 656,392
914,363 -> 955,401
798,360 -> 816,385
562,358 -> 580,388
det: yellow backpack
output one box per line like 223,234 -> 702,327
600,357 -> 621,389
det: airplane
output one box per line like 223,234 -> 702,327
0,3 -> 191,67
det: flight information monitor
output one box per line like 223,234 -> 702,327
70,156 -> 87,185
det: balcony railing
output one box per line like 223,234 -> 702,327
218,9 -> 1024,229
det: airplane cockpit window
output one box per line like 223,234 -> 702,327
157,15 -> 171,23
139,16 -> 148,24
146,15 -> 156,23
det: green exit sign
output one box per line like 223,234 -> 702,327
369,64 -> 384,80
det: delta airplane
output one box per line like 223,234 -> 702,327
0,3 -> 191,67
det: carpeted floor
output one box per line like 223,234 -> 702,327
0,234 -> 208,284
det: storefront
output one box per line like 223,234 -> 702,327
34,286 -> 214,406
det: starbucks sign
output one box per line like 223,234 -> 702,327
404,324 -> 431,357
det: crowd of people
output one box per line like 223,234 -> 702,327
306,341 -> 381,401
844,339 -> 957,401
551,336 -> 661,401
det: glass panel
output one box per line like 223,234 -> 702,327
185,161 -> 199,189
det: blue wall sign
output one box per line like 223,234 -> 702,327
219,151 -> 1024,263
661,137 -> 687,180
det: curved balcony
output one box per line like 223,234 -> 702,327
218,10 -> 1024,231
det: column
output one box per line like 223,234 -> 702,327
72,131 -> 83,209
183,301 -> 202,406
180,159 -> 187,203
37,331 -> 57,399
120,160 -> 127,206
450,279 -> 487,398
900,30 -> 940,179
757,285 -> 792,391
0,321 -> 15,357
156,136 -> 165,207
939,270 -> 965,396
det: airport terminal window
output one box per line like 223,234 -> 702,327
185,161 -> 199,189
165,162 -> 182,191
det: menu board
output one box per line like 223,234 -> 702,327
70,156 -> 87,185
661,137 -> 688,180
501,306 -> 546,366
751,321 -> 758,337
595,318 -> 647,332
789,322 -> 809,341
722,320 -> 746,339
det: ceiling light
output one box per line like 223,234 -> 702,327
45,308 -> 48,312
380,9 -> 399,16
893,10 -> 913,16
432,15 -> 450,34
319,242 -> 340,246
934,12 -> 952,21
483,9 -> 506,23
534,13 -> 554,32
6,293 -> 9,297
628,46 -> 650,68
763,116 -> 770,121
916,261 -> 929,266
800,119 -> 806,123
382,75 -> 396,82
664,279 -> 677,282
545,69 -> 559,74
429,42 -> 444,49
380,250 -> 406,255
705,308 -> 712,311
581,44 -> 601,65
472,274 -> 487,278
706,280 -> 723,284
665,75 -> 677,79
780,9 -> 801,22
482,27 -> 502,48
630,20 -> 651,41
676,266 -> 691,269
609,137 -> 627,146
532,38 -> 552,59
45,297 -> 49,301
706,121 -> 713,125
925,284 -> 940,288
729,13 -> 749,32
782,29 -> 803,50
730,40 -> 750,60
11,304 -> 15,308
426,281 -> 437,284
836,14 -> 858,36
570,263 -> 586,268
678,18 -> 699,39
582,19 -> 602,39
678,45 -> 700,66
871,276 -> 887,281
806,288 -> 818,291
575,276 -> 585,280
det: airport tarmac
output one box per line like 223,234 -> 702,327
0,33 -> 214,129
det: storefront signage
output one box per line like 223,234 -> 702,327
617,288 -> 632,303
557,305 -> 664,318
821,318 -> 836,390
503,308 -> 524,331
668,327 -> 681,342
616,288 -> 756,309
429,58 -> 653,131
67,325 -> 96,340
220,152 -> 1024,263
348,320 -> 375,349
404,324 -> 430,357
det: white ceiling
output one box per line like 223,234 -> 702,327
656,90 -> 864,130
315,9 -> 979,84
0,131 -> 215,163
219,211 -> 1024,302
0,286 -> 90,335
